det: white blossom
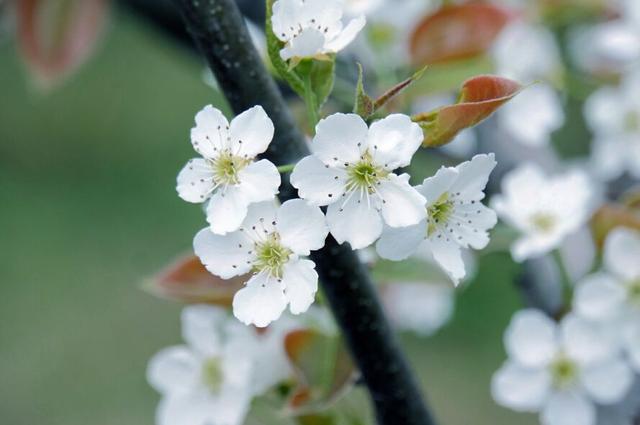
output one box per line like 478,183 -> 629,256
376,154 -> 497,285
147,305 -> 288,425
574,227 -> 640,373
290,113 -> 426,249
176,105 -> 280,235
491,163 -> 593,262
194,199 -> 328,327
492,309 -> 634,425
271,0 -> 366,61
497,84 -> 565,147
584,69 -> 640,181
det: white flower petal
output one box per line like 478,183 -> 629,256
181,305 -> 225,357
511,233 -> 562,263
367,114 -> 423,169
505,309 -> 558,368
276,199 -> 328,255
193,228 -> 254,279
376,221 -> 426,261
191,105 -> 230,159
272,0 -> 305,42
426,235 -> 466,285
282,259 -> 319,315
312,113 -> 368,166
449,153 -> 496,201
280,27 -> 326,60
147,346 -> 200,395
604,227 -> 640,281
241,200 -> 279,234
561,314 -> 618,365
326,191 -> 383,249
416,167 -> 459,203
236,159 -> 281,203
233,273 -> 287,328
206,187 -> 249,235
176,158 -> 215,203
324,15 -> 366,52
376,174 -> 426,227
581,357 -> 634,404
541,392 -> 595,425
229,105 -> 275,158
573,273 -> 626,322
290,155 -> 348,206
623,321 -> 640,372
157,394 -> 213,425
491,361 -> 551,412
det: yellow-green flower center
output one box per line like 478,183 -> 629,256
346,154 -> 388,194
550,356 -> 578,389
211,152 -> 250,185
254,234 -> 292,278
202,357 -> 224,393
530,213 -> 556,233
427,193 -> 454,236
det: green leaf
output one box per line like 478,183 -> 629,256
353,63 -> 374,118
308,58 -> 335,109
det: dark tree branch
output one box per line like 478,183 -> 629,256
171,1 -> 436,424
170,0 -> 434,425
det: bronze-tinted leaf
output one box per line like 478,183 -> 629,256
16,0 -> 109,87
409,3 -> 514,66
591,203 -> 640,248
413,74 -> 522,147
145,254 -> 246,306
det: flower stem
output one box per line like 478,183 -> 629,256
172,1 -> 437,424
302,70 -> 320,129
276,163 -> 295,173
552,248 -> 573,307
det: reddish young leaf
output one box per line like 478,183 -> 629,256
16,0 -> 109,87
591,203 -> 640,248
409,2 -> 515,66
284,329 -> 356,415
145,254 -> 246,306
413,75 -> 523,147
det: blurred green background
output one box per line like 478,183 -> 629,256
0,10 -> 535,425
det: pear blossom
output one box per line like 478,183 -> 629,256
290,113 -> 426,249
194,199 -> 328,327
497,84 -> 565,147
492,309 -> 634,425
271,0 -> 366,62
574,227 -> 640,372
146,306 -> 257,425
342,0 -> 384,16
376,154 -> 497,284
584,69 -> 640,181
176,105 -> 280,235
491,163 -> 593,262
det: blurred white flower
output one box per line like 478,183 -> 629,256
574,227 -> 640,372
271,0 -> 366,61
492,309 -> 634,425
177,105 -> 280,235
291,113 -> 426,249
376,154 -> 497,285
491,164 -> 593,262
194,200 -> 328,327
342,0 -> 384,16
492,22 -> 561,83
147,305 -> 291,425
382,280 -> 454,336
584,69 -> 640,181
497,84 -> 565,147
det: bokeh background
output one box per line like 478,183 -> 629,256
0,4 -> 567,425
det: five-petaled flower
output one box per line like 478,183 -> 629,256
177,105 -> 280,235
194,200 -> 328,327
290,112 -> 426,250
376,154 -> 497,285
491,163 -> 593,262
574,227 -> 640,373
492,309 -> 634,425
271,0 -> 366,62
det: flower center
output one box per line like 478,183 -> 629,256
549,356 -> 578,389
210,152 -> 250,185
202,357 -> 224,394
627,278 -> 640,306
346,154 -> 387,194
253,234 -> 292,278
427,193 -> 454,236
530,213 -> 556,233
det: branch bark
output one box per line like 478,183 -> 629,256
171,1 -> 437,424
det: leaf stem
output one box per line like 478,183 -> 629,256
552,248 -> 573,307
303,71 -> 320,129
